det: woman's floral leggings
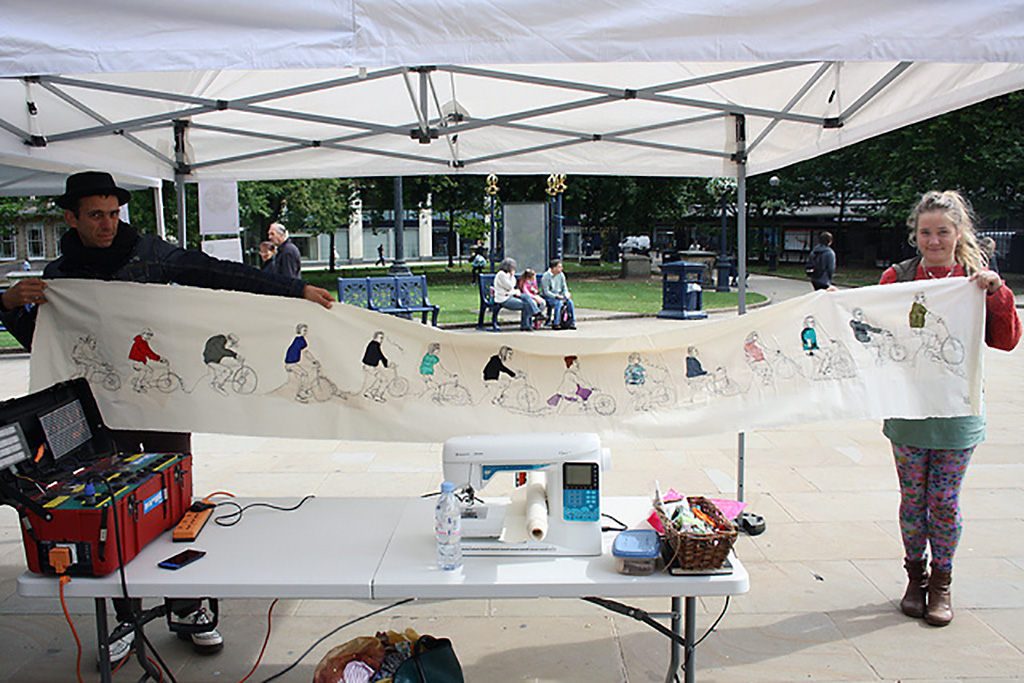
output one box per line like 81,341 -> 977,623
892,443 -> 974,571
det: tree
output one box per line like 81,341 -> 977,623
0,196 -> 58,237
429,176 -> 486,267
454,214 -> 488,244
126,181 -> 197,243
778,90 -> 1024,231
281,178 -> 357,272
237,178 -> 357,270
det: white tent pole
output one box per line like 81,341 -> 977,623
175,175 -> 186,246
174,120 -> 188,246
154,183 -> 166,239
734,113 -> 748,503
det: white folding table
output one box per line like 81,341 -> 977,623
18,496 -> 749,683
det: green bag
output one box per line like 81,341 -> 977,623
392,635 -> 464,683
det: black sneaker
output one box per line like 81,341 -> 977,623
96,626 -> 134,670
175,607 -> 224,655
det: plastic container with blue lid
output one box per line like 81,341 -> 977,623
612,529 -> 661,575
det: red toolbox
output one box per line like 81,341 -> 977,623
0,379 -> 192,576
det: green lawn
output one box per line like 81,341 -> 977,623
0,331 -> 24,349
400,277 -> 764,326
306,264 -> 766,326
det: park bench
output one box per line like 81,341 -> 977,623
477,273 -> 540,331
337,275 -> 440,326
476,273 -> 505,330
477,273 -> 554,331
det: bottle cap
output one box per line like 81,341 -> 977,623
441,481 -> 455,492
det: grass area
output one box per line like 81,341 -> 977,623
307,265 -> 766,326
0,331 -> 24,349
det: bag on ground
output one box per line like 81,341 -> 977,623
392,635 -> 464,683
557,301 -> 573,328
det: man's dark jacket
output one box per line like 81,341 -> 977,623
271,238 -> 302,279
0,222 -> 305,351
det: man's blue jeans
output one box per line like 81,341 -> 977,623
544,296 -> 575,326
501,294 -> 540,329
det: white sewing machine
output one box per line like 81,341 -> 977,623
441,433 -> 610,556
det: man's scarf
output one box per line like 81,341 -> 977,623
57,222 -> 140,278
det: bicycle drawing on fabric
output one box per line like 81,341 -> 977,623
70,335 -> 122,391
907,291 -> 966,374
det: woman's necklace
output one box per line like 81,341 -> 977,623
924,263 -> 957,279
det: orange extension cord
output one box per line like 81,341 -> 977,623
237,599 -> 278,683
58,576 -> 84,683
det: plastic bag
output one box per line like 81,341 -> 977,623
313,636 -> 386,683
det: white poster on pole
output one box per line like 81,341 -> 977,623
198,180 -> 239,236
201,238 -> 244,263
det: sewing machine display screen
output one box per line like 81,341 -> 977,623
562,462 -> 599,522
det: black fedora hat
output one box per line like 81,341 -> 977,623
55,171 -> 131,210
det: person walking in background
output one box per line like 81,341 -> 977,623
493,258 -> 541,331
258,240 -> 277,270
376,243 -> 386,266
879,190 -> 1020,627
268,223 -> 302,279
807,231 -> 836,291
540,259 -> 576,329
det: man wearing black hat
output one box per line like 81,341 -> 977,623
2,171 -> 333,340
0,171 -> 336,666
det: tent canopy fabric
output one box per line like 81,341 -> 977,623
2,1 -> 1024,188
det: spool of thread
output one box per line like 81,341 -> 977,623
525,472 -> 548,541
83,482 -> 96,506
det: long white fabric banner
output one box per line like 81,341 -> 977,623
29,278 -> 984,442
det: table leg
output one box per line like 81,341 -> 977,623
664,596 -> 681,683
684,596 -> 696,683
95,598 -> 112,683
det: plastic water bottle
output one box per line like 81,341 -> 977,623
435,481 -> 463,570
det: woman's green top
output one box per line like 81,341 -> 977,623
883,414 -> 985,450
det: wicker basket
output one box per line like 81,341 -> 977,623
655,496 -> 737,571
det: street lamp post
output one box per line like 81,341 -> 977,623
768,175 -> 781,271
707,177 -> 736,292
389,176 -> 411,275
546,173 -> 567,263
486,174 -> 499,273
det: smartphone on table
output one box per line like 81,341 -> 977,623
158,548 -> 206,570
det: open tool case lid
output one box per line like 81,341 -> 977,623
0,379 -> 115,517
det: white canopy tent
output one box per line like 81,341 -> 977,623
3,1 -> 1024,185
3,0 -> 1023,497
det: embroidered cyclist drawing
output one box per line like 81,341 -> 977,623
70,334 -> 122,391
128,328 -> 186,394
275,323 -> 347,403
202,333 -> 258,395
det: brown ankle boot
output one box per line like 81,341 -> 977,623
925,566 -> 953,626
899,558 -> 929,618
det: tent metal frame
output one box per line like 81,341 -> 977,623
3,60 -> 908,180
0,59 -> 920,500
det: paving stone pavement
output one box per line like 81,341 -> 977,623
1,274 -> 1022,682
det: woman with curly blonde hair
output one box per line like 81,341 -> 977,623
880,190 -> 1020,627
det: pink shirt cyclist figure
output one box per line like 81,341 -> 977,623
879,190 -> 1020,627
